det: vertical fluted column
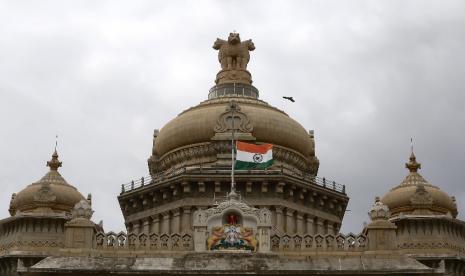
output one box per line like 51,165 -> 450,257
285,209 -> 295,234
133,221 -> 141,234
275,207 -> 284,233
327,222 -> 335,235
333,223 -> 340,235
296,212 -> 304,234
142,219 -> 150,234
151,215 -> 160,234
172,208 -> 181,234
305,215 -> 314,235
316,218 -> 324,234
182,206 -> 192,233
161,211 -> 170,234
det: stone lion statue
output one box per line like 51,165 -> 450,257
213,32 -> 255,70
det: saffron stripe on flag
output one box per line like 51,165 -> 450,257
236,141 -> 272,154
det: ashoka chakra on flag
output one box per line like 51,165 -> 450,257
235,141 -> 273,170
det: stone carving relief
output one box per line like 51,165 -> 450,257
212,101 -> 254,141
149,142 -> 217,175
410,185 -> 434,206
33,183 -> 56,203
71,199 -> 93,220
193,196 -> 271,253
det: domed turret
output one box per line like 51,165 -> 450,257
380,151 -> 457,218
9,149 -> 85,215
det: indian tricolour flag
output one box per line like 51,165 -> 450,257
234,141 -> 273,170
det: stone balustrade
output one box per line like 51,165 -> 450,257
92,230 -> 366,252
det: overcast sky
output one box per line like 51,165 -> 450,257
1,1 -> 464,233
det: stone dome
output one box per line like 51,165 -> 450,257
9,150 -> 85,216
380,152 -> 457,218
147,33 -> 319,176
154,97 -> 315,158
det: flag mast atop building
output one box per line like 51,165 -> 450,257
230,100 -> 237,198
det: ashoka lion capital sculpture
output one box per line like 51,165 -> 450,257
213,32 -> 255,85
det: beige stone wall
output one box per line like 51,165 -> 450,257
0,216 -> 67,252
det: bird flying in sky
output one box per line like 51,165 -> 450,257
283,96 -> 295,102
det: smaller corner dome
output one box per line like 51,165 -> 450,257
9,150 -> 85,216
380,152 -> 457,218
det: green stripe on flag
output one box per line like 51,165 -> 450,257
234,159 -> 273,170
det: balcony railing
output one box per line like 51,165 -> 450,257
120,166 -> 346,195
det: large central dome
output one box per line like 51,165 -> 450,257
148,33 -> 319,176
154,97 -> 315,161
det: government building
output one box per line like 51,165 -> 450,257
0,33 -> 464,275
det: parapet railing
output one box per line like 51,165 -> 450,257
94,231 -> 366,252
121,166 -> 346,195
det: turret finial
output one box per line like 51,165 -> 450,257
405,139 -> 421,173
47,136 -> 62,171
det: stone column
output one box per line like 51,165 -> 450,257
133,221 -> 141,235
296,212 -> 304,234
161,211 -> 170,234
182,206 -> 192,233
261,181 -> 268,193
285,209 -> 295,234
192,208 -> 207,252
214,181 -> 221,193
246,181 -> 253,193
306,215 -> 315,235
142,219 -> 150,234
276,181 -> 285,194
171,208 -> 181,234
151,215 -> 160,234
327,222 -> 335,235
181,181 -> 190,193
257,208 -> 272,253
316,217 -> 324,234
198,181 -> 205,193
275,207 -> 284,233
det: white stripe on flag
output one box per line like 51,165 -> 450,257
236,149 -> 272,163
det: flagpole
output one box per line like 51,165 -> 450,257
231,100 -> 236,196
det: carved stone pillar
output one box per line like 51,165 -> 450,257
181,181 -> 190,193
161,211 -> 170,234
214,181 -> 221,193
193,208 -> 207,252
151,215 -> 160,234
261,181 -> 268,193
275,207 -> 284,233
182,206 -> 192,233
296,212 -> 304,234
285,209 -> 295,234
316,217 -> 324,234
171,208 -> 181,234
276,181 -> 285,194
198,181 -> 205,193
306,215 -> 315,235
246,181 -> 253,193
327,222 -> 334,235
142,219 -> 150,234
133,221 -> 141,234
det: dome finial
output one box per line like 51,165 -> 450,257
405,138 -> 421,173
47,135 -> 62,171
212,32 -> 255,85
